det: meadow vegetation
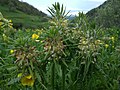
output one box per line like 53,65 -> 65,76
0,2 -> 120,90
0,0 -> 49,29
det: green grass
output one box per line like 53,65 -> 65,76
0,5 -> 49,29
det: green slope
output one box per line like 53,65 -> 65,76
0,1 -> 49,29
86,0 -> 120,28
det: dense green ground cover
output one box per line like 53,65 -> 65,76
0,5 -> 49,29
0,3 -> 120,90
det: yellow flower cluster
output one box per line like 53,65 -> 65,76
18,73 -> 35,87
105,44 -> 109,48
0,18 -> 13,28
32,34 -> 39,40
95,40 -> 103,45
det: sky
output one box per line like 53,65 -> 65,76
20,0 -> 107,15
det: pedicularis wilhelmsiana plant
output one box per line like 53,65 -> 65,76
0,2 -> 120,90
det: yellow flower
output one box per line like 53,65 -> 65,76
21,75 -> 35,87
9,20 -> 12,23
112,46 -> 114,48
18,73 -> 22,77
82,41 -> 87,45
111,36 -> 115,42
105,44 -> 109,48
10,50 -> 14,54
32,34 -> 39,39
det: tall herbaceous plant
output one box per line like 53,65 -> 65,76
0,2 -> 120,90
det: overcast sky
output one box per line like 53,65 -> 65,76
20,0 -> 107,15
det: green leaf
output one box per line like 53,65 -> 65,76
54,62 -> 62,77
60,4 -> 64,15
62,60 -> 68,68
47,9 -> 55,17
0,12 -> 3,19
7,66 -> 17,71
35,70 -> 48,90
7,77 -> 20,85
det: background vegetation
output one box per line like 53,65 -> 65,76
87,0 -> 120,28
0,0 -> 49,29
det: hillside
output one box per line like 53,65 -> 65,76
0,0 -> 49,29
86,0 -> 120,28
